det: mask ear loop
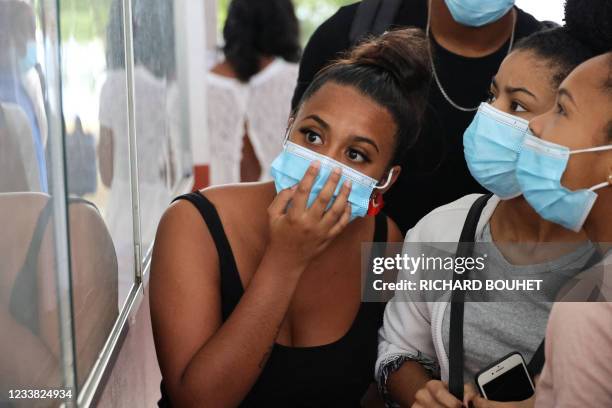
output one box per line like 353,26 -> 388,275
373,169 -> 394,190
571,145 -> 612,154
590,173 -> 612,191
282,127 -> 291,147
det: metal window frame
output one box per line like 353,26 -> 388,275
71,0 -> 205,405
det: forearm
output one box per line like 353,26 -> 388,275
175,250 -> 305,407
387,360 -> 431,407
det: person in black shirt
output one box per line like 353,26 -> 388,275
293,0 -> 541,233
151,29 -> 429,407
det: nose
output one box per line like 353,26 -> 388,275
325,145 -> 345,164
528,113 -> 545,137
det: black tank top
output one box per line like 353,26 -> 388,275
159,191 -> 388,407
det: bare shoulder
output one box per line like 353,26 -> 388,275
199,182 -> 275,221
386,216 -> 404,243
210,60 -> 237,79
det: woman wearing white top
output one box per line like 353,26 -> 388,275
207,0 -> 301,185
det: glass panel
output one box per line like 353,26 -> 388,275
131,0 -> 189,253
60,0 -> 127,388
0,0 -> 72,405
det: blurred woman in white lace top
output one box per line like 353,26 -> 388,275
207,0 -> 301,185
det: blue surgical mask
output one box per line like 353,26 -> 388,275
464,102 -> 529,199
18,41 -> 37,73
444,0 -> 515,27
516,133 -> 612,232
270,139 -> 393,221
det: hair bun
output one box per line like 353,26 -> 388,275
348,28 -> 431,92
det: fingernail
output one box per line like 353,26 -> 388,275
311,161 -> 320,169
333,167 -> 342,175
344,180 -> 352,188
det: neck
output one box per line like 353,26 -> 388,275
491,197 -> 589,243
584,189 -> 612,244
429,0 -> 516,57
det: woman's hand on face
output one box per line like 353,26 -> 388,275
267,162 -> 352,269
470,395 -> 534,408
411,380 -> 469,408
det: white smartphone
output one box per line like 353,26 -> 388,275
475,352 -> 535,402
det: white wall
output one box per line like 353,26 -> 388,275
516,0 -> 565,25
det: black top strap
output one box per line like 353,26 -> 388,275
448,194 -> 493,400
373,211 -> 388,243
172,191 -> 243,320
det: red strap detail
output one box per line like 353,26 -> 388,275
367,193 -> 385,216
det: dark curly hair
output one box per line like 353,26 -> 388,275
223,0 -> 301,83
297,28 -> 431,167
564,0 -> 612,55
514,27 -> 595,88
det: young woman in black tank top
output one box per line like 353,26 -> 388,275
150,29 -> 431,407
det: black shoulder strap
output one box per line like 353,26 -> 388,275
527,341 -> 545,378
9,198 -> 54,336
172,191 -> 244,320
8,196 -> 102,336
448,194 -> 492,400
349,0 -> 403,44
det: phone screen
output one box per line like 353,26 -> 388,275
482,364 -> 534,402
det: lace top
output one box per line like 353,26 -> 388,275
206,59 -> 298,185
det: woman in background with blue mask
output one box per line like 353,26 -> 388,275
376,27 -> 598,408
0,0 -> 48,193
150,29 -> 430,407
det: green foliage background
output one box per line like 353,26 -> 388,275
58,0 -> 112,42
56,0 -> 356,45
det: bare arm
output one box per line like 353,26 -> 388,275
387,360 -> 432,407
150,164 -> 352,407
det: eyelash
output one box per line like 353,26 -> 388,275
301,129 -> 322,144
348,148 -> 371,163
299,128 -> 371,163
487,91 -> 527,112
510,101 -> 527,112
556,102 -> 566,116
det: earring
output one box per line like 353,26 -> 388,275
367,192 -> 385,216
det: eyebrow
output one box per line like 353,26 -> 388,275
491,77 -> 537,99
506,86 -> 537,100
303,114 -> 380,153
558,88 -> 577,109
303,114 -> 330,131
351,135 -> 380,153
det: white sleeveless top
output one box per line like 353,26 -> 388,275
206,58 -> 298,185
